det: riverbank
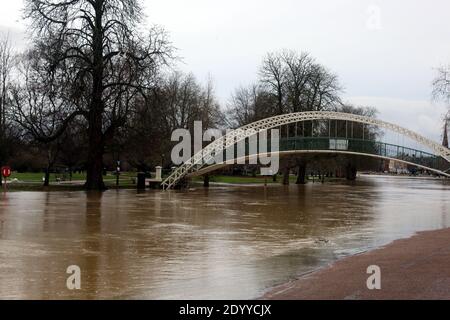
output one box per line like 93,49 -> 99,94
262,227 -> 450,300
3,172 -> 138,191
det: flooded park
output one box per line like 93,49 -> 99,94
0,175 -> 449,300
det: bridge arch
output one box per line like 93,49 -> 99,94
162,111 -> 450,189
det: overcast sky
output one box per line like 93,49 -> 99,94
1,0 -> 449,142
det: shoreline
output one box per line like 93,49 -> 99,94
5,172 -> 448,192
261,227 -> 450,300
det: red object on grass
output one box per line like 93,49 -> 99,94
1,166 -> 11,178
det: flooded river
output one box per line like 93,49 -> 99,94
0,175 -> 449,299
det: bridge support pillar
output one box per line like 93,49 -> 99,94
346,164 -> 357,181
296,163 -> 307,185
203,175 -> 210,188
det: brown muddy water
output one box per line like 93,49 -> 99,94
0,175 -> 449,299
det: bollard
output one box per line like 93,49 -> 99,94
137,172 -> 146,190
155,166 -> 162,181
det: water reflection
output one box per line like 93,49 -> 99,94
0,176 -> 449,299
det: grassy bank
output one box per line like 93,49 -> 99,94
4,173 -> 343,192
4,172 -> 139,192
9,172 -> 86,182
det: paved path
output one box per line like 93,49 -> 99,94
263,228 -> 450,300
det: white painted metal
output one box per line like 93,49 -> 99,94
162,111 -> 450,189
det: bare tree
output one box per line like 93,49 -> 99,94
259,50 -> 342,115
227,84 -> 274,127
260,52 -> 286,115
228,86 -> 256,127
0,33 -> 13,132
230,50 -> 342,129
227,50 -> 373,184
24,0 -> 174,190
304,63 -> 342,111
199,76 -> 225,130
10,49 -> 83,186
0,34 -> 14,187
124,71 -> 224,170
432,65 -> 450,106
282,50 -> 314,113
432,65 -> 450,144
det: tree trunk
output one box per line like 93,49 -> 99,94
84,2 -> 106,191
296,164 -> 307,184
346,164 -> 357,181
85,4 -> 106,191
85,135 -> 106,190
282,167 -> 290,185
44,168 -> 50,187
85,97 -> 105,190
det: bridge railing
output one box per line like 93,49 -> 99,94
220,137 -> 446,171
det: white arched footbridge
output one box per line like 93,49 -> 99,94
162,111 -> 450,190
